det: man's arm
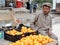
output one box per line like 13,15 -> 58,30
10,8 -> 17,26
30,15 -> 39,30
48,17 -> 52,35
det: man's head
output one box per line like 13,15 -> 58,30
42,3 -> 51,15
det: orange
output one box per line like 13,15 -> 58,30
45,40 -> 48,44
48,38 -> 54,43
6,31 -> 10,34
34,43 -> 42,45
42,41 -> 46,45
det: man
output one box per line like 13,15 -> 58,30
33,2 -> 37,13
26,1 -> 30,10
29,0 -> 33,13
30,3 -> 58,41
9,2 -> 14,7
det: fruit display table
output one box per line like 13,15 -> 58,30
0,26 -> 58,45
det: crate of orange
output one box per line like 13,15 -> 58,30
20,26 -> 38,36
4,29 -> 24,42
4,26 -> 38,42
9,34 -> 57,45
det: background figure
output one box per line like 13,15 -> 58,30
30,3 -> 33,13
26,1 -> 30,10
33,2 -> 37,13
9,2 -> 14,7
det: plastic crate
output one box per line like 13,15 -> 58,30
24,31 -> 38,37
4,31 -> 23,42
17,24 -> 29,31
2,26 -> 16,31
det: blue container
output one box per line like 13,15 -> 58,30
0,31 -> 4,39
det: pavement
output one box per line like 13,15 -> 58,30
0,8 -> 60,45
0,39 -> 12,45
52,17 -> 60,45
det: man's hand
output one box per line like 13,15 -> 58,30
48,30 -> 52,36
46,28 -> 52,36
16,19 -> 21,24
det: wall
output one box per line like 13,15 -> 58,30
53,0 -> 56,9
57,0 -> 60,3
0,0 -> 5,7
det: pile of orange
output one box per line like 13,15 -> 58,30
6,26 -> 36,36
21,26 -> 36,33
6,29 -> 23,36
9,34 -> 55,45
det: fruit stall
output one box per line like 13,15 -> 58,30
0,8 -> 58,45
0,25 -> 57,45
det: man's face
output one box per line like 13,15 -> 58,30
43,6 -> 50,15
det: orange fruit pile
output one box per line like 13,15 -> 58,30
9,34 -> 55,45
6,26 -> 36,36
6,29 -> 23,36
21,26 -> 36,33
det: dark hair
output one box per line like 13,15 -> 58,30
43,5 -> 50,9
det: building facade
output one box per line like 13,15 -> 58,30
0,0 -> 5,7
0,0 -> 33,8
